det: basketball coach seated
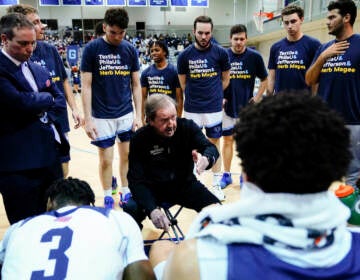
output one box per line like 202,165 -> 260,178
123,94 -> 220,231
150,93 -> 360,280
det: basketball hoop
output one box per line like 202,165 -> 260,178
253,11 -> 274,33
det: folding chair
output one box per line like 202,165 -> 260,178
143,203 -> 185,256
158,203 -> 185,243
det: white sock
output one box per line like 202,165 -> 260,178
121,186 -> 130,195
213,173 -> 222,186
104,189 -> 112,197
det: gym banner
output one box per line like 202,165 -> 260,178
170,0 -> 187,6
0,0 -> 18,5
149,0 -> 167,6
128,0 -> 146,6
39,0 -> 59,5
67,45 -> 80,66
107,0 -> 125,5
85,0 -> 103,5
191,0 -> 207,7
62,0 -> 81,5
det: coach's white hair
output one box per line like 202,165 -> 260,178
145,94 -> 177,122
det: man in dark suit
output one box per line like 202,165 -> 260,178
0,13 -> 68,224
7,4 -> 84,178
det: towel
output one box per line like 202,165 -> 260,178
188,182 -> 353,267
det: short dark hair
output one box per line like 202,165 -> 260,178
46,177 -> 95,209
0,13 -> 34,40
145,94 -> 176,122
281,4 -> 304,19
6,4 -> 38,15
94,20 -> 105,37
230,24 -> 247,38
234,93 -> 351,194
328,0 -> 357,26
193,15 -> 213,31
149,40 -> 169,58
104,7 -> 129,29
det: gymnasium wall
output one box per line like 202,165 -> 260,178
0,0 -> 244,44
1,0 -> 359,62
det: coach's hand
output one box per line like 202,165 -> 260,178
150,208 -> 170,231
192,150 -> 209,175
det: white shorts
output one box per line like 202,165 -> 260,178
184,111 -> 222,138
222,112 -> 237,136
91,112 -> 134,148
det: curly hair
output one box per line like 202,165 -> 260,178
6,4 -> 38,15
234,93 -> 351,194
149,40 -> 169,58
46,177 -> 95,209
104,7 -> 129,29
281,4 -> 304,19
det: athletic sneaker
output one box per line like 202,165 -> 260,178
220,173 -> 232,189
111,176 -> 118,195
118,192 -> 132,208
104,196 -> 114,209
211,185 -> 225,201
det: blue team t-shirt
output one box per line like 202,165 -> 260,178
227,232 -> 360,280
81,38 -> 140,119
314,34 -> 360,124
224,47 -> 268,118
31,41 -> 70,132
177,43 -> 231,113
268,35 -> 321,93
140,63 -> 180,100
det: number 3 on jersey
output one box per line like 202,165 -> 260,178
31,226 -> 73,280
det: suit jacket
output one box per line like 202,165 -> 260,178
0,52 -> 68,172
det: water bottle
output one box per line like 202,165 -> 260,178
335,184 -> 360,225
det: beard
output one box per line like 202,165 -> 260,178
328,22 -> 344,36
195,36 -> 211,50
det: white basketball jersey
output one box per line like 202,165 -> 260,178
0,206 -> 147,280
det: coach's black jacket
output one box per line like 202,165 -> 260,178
128,117 -> 218,214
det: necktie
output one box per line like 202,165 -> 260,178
21,61 -> 38,92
